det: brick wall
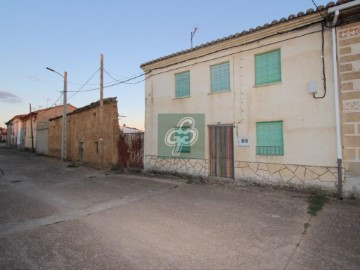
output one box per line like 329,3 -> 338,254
338,22 -> 360,173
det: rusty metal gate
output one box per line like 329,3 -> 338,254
117,132 -> 144,169
209,125 -> 234,178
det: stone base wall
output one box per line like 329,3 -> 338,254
234,162 -> 341,193
144,155 -> 208,177
145,155 -> 344,194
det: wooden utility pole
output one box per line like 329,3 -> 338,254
100,54 -> 104,170
29,103 -> 34,152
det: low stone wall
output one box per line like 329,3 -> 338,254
234,162 -> 341,193
145,155 -> 343,194
145,155 -> 208,177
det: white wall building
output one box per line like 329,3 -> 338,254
141,1 -> 360,196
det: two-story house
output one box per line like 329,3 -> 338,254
141,1 -> 360,197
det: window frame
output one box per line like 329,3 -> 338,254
175,71 -> 190,99
210,61 -> 231,93
255,49 -> 282,86
256,121 -> 284,156
175,125 -> 191,153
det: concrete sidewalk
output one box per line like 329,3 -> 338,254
0,147 -> 359,269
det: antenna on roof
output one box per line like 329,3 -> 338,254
191,27 -> 198,49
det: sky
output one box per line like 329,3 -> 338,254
0,0 -> 332,129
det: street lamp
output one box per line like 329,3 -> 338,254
46,67 -> 67,161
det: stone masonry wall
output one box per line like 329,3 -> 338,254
233,162 -> 340,192
145,155 -> 208,177
338,22 -> 360,173
145,155 -> 340,193
48,98 -> 119,168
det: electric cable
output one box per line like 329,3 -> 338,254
73,73 -> 146,92
68,68 -> 100,100
49,93 -> 63,108
104,69 -> 144,83
145,24 -> 325,79
313,21 -> 327,99
311,0 -> 326,19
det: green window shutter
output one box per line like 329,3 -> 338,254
175,126 -> 190,153
211,62 -> 230,93
256,121 -> 284,155
255,49 -> 281,86
175,71 -> 190,98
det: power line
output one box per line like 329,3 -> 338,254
68,68 -> 100,100
49,93 -> 63,108
48,68 -> 145,103
122,78 -> 145,84
145,24 -> 324,79
104,69 -> 144,83
311,0 -> 326,19
73,72 -> 146,92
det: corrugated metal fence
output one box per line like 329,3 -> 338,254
117,132 -> 144,169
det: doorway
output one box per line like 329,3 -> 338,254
209,125 -> 234,178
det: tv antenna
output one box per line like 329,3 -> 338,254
191,27 -> 198,48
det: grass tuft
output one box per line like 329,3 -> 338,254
307,194 -> 328,216
67,163 -> 79,168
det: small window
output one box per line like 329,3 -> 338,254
175,126 -> 190,153
211,62 -> 230,93
175,71 -> 190,98
255,49 -> 281,86
256,121 -> 284,156
94,141 -> 99,154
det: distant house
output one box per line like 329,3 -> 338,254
5,114 -> 26,148
120,125 -> 142,134
140,1 -> 360,196
22,105 -> 76,153
0,127 -> 7,142
48,97 -> 120,168
5,105 -> 76,153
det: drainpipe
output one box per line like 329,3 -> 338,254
328,1 -> 360,199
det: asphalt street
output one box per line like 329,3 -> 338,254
0,145 -> 359,269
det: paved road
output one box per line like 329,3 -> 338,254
0,146 -> 359,269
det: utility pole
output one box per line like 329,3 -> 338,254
29,103 -> 34,152
99,54 -> 104,170
62,71 -> 68,161
46,67 -> 67,161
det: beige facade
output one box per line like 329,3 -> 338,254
141,2 -> 360,195
48,98 -> 119,168
21,105 -> 76,152
5,115 -> 25,148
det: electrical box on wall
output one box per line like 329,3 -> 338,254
238,137 -> 250,147
309,81 -> 318,93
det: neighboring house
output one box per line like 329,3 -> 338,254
5,115 -> 26,148
0,127 -> 7,142
5,105 -> 76,153
48,97 -> 120,168
120,125 -> 142,134
141,1 -> 360,196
